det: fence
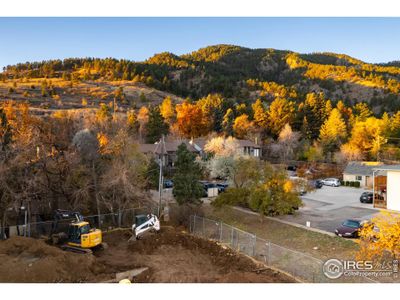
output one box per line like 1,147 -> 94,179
2,205 -> 158,239
189,215 -> 378,283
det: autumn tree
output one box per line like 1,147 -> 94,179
222,108 -> 235,137
353,102 -> 373,122
252,99 -> 268,129
72,129 -> 101,226
159,96 -> 175,125
267,97 -> 295,138
0,108 -> 12,156
126,109 -> 139,134
319,108 -> 347,159
212,158 -> 301,216
99,130 -> 149,225
233,114 -> 255,139
137,106 -> 149,141
196,94 -> 225,133
175,101 -> 208,138
96,103 -> 112,123
342,117 -> 387,161
358,211 -> 400,261
204,136 -> 240,157
278,124 -> 300,163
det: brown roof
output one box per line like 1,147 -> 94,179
236,139 -> 260,148
138,144 -> 158,153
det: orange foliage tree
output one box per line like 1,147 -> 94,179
174,101 -> 208,138
233,114 -> 255,139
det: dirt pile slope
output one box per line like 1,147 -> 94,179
0,228 -> 295,283
0,237 -> 105,283
101,228 -> 295,283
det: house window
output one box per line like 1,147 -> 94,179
356,176 -> 362,181
254,148 -> 260,157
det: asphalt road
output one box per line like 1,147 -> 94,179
276,186 -> 379,233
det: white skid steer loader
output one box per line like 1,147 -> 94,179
132,214 -> 160,240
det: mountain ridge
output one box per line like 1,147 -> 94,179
2,44 -> 400,113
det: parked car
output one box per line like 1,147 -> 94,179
360,191 -> 373,203
335,219 -> 368,238
164,179 -> 173,188
310,179 -> 323,189
287,165 -> 297,171
321,178 -> 341,187
216,183 -> 229,193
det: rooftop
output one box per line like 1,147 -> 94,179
344,161 -> 384,176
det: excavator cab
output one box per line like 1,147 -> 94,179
67,221 -> 102,249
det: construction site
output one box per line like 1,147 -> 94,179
0,226 -> 294,283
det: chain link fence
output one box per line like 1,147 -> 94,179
189,215 -> 378,283
2,205 -> 158,239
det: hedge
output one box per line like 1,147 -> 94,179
342,180 -> 360,188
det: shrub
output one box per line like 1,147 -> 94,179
350,181 -> 355,187
354,181 -> 361,188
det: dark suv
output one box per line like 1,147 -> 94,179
360,192 -> 373,203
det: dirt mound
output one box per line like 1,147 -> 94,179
0,237 -> 106,283
102,229 -> 133,247
0,228 -> 295,283
129,228 -> 252,272
124,228 -> 294,283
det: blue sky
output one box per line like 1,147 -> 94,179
0,17 -> 399,69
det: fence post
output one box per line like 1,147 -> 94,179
193,215 -> 196,235
219,221 -> 223,242
266,242 -> 271,265
202,217 -> 205,237
230,226 -> 234,248
252,235 -> 256,257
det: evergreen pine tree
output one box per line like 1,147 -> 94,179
172,143 -> 203,205
144,106 -> 169,143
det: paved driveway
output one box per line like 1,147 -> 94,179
277,186 -> 380,233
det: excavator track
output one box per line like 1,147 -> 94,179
60,244 -> 93,254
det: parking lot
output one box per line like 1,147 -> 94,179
277,186 -> 380,233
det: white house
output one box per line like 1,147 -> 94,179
343,161 -> 383,188
372,165 -> 400,212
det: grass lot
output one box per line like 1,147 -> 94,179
201,204 -> 359,261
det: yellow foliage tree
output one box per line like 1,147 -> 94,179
267,97 -> 295,137
159,96 -> 175,125
137,106 -> 149,141
358,211 -> 400,260
319,108 -> 347,157
233,114 -> 255,139
342,117 -> 387,160
252,99 -> 268,129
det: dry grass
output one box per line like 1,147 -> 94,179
202,204 -> 359,261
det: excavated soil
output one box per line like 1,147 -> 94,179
0,228 -> 295,283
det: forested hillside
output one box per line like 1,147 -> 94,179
2,44 -> 400,113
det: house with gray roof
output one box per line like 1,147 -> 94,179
343,161 -> 383,188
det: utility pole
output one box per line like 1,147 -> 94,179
158,135 -> 165,217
